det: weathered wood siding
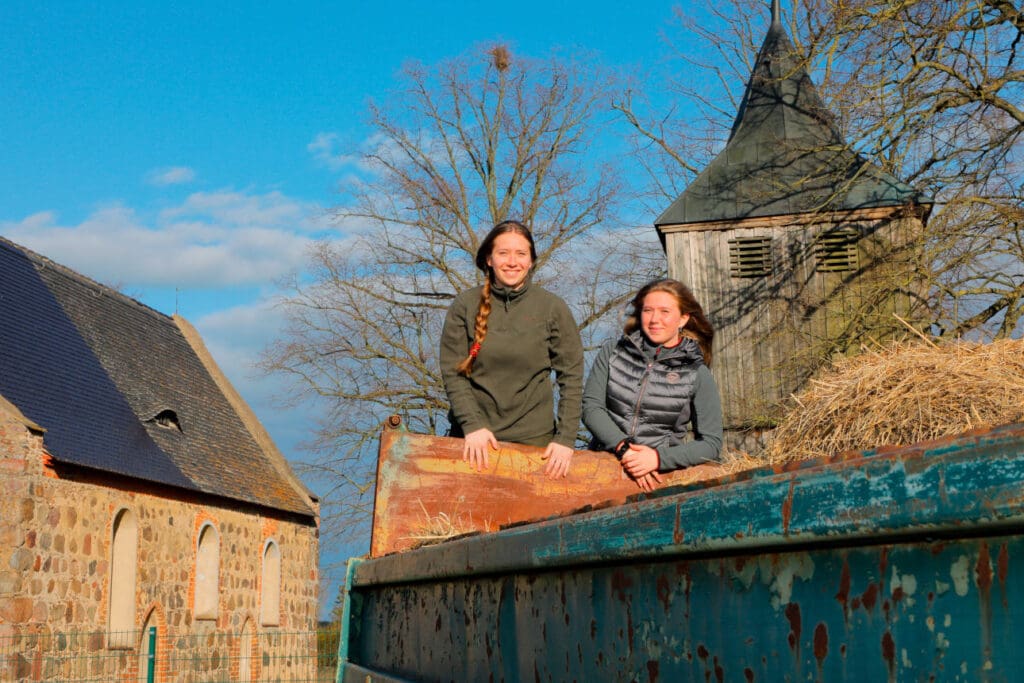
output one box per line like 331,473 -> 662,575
664,208 -> 924,429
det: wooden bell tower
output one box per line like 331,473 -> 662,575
654,0 -> 932,448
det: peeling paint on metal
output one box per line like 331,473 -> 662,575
764,552 -> 814,608
950,555 -> 971,596
341,424 -> 1024,682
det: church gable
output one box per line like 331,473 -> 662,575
0,236 -> 315,518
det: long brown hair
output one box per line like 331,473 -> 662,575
455,220 -> 537,376
624,278 -> 715,366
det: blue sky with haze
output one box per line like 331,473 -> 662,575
3,0 -> 730,612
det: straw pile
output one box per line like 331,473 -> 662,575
764,338 -> 1024,464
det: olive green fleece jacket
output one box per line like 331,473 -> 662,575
439,277 -> 584,448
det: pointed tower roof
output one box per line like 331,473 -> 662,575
656,1 -> 929,227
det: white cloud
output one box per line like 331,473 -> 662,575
196,299 -> 288,351
162,189 -> 320,232
308,131 -> 403,176
1,189 -> 333,288
147,166 -> 196,186
308,132 -> 347,170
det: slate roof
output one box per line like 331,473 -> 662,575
656,5 -> 931,228
0,237 -> 316,518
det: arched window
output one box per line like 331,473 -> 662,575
260,540 -> 281,626
194,523 -> 220,620
108,508 -> 137,648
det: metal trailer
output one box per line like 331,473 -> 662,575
337,423 -> 1024,682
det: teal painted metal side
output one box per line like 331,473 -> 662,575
335,558 -> 357,683
341,424 -> 1024,682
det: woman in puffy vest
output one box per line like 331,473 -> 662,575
439,220 -> 584,478
582,278 -> 723,492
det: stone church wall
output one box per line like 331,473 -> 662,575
0,409 -> 320,681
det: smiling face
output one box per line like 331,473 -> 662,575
640,290 -> 691,347
486,232 -> 533,290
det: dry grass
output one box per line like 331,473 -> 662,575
764,338 -> 1024,464
718,447 -> 765,475
403,500 -> 480,545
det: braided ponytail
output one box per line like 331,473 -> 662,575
455,277 -> 492,376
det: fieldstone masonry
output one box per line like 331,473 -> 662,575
1,409 -> 320,681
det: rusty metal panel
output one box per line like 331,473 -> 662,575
342,423 -> 1024,681
345,538 -> 1020,682
370,421 -> 727,557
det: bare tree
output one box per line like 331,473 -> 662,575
621,0 -> 1023,343
264,45 -> 663,546
807,0 -> 1024,338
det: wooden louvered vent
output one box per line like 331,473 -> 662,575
728,237 -> 773,278
815,228 -> 860,272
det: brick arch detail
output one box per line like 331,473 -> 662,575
135,603 -> 169,683
231,615 -> 261,683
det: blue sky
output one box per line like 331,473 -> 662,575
2,0 -> 722,613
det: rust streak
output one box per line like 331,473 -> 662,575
611,571 -> 632,602
998,543 -> 1009,585
781,479 -> 796,534
785,602 -> 801,654
656,574 -> 672,613
861,583 -> 879,612
835,560 -> 851,620
813,622 -> 828,666
976,542 -> 993,593
881,631 -> 896,680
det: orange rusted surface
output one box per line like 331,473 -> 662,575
369,423 -> 728,557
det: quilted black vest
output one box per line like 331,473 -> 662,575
604,331 -> 703,448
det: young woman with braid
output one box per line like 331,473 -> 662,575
439,220 -> 584,478
583,278 -> 723,492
